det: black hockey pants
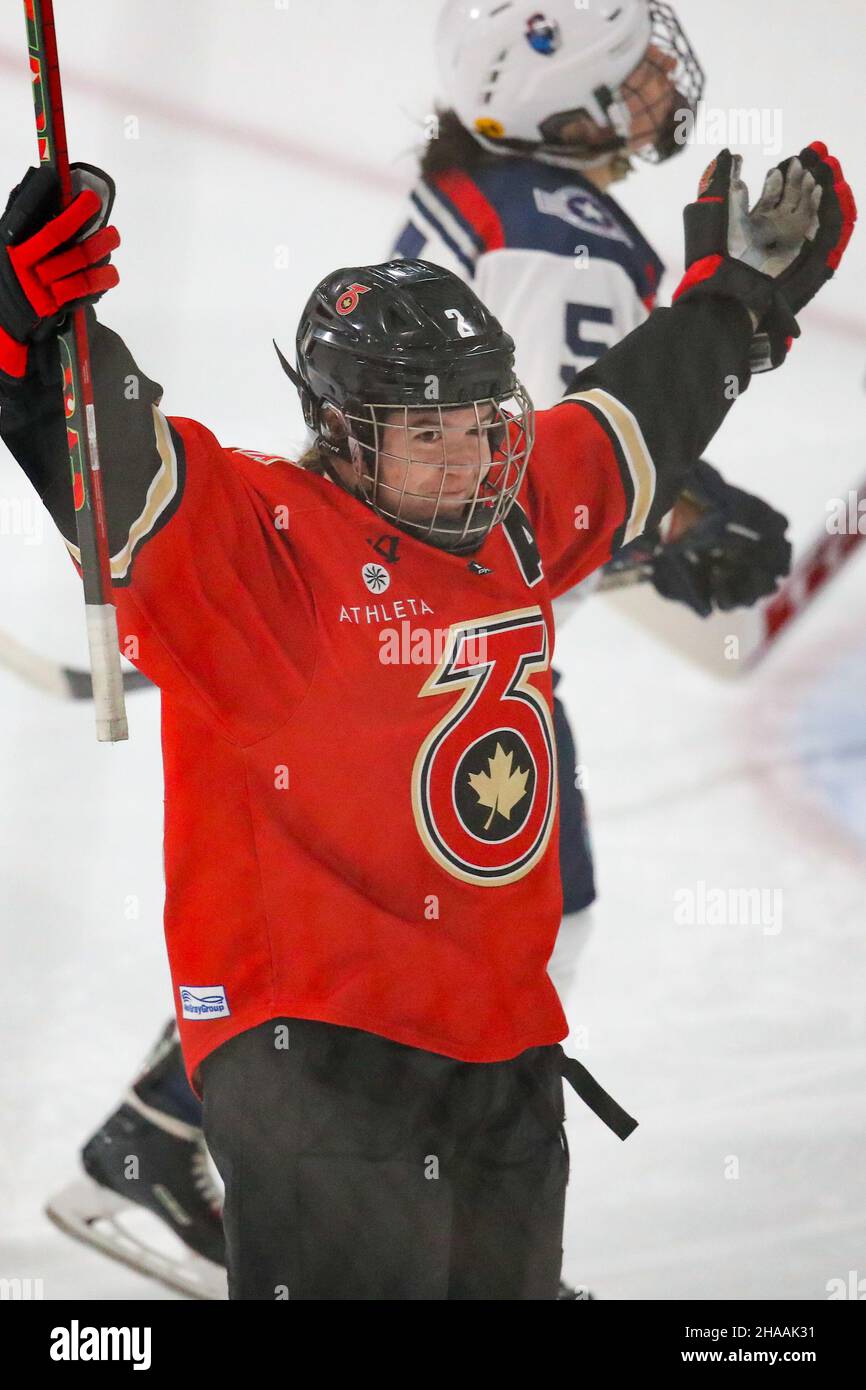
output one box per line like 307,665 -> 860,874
201,1018 -> 571,1300
201,1017 -> 635,1300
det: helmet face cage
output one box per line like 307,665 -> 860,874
622,1 -> 704,164
340,385 -> 535,555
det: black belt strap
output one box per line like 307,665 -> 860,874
559,1050 -> 638,1141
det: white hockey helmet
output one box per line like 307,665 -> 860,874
435,0 -> 704,166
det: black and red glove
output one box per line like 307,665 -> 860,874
756,142 -> 857,365
0,163 -> 120,384
649,460 -> 792,617
673,143 -> 856,371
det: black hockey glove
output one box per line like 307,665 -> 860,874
673,144 -> 856,372
0,163 -> 119,386
649,461 -> 792,617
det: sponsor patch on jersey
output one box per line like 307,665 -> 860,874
525,13 -> 561,55
368,534 -> 401,565
339,596 -> 434,625
533,187 -> 635,248
362,562 -> 391,594
179,986 -> 231,1020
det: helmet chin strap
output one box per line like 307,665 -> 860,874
471,130 -> 617,170
535,146 -> 633,177
472,88 -> 635,176
473,133 -> 635,185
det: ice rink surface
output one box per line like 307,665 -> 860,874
0,0 -> 863,1300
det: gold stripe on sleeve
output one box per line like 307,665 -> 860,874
64,406 -> 180,580
564,387 -> 656,545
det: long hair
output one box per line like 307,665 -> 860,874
297,440 -> 331,474
418,108 -> 495,179
418,105 -> 633,184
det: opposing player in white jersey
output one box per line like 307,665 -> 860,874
401,1 -> 685,405
392,0 -> 793,948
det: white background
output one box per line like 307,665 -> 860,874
0,0 -> 864,1300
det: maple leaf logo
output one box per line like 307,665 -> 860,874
468,743 -> 530,831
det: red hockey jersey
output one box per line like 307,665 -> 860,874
111,394 -> 652,1084
0,296 -> 751,1086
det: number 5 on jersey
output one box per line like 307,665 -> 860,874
412,609 -> 556,885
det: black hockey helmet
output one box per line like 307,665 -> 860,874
275,259 -> 535,553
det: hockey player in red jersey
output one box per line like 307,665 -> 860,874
0,140 -> 854,1297
43,0 -> 787,1299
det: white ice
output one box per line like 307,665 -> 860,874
0,0 -> 863,1301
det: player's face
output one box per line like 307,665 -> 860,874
374,404 -> 496,524
622,44 -> 680,151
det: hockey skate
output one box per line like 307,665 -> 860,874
45,1023 -> 227,1300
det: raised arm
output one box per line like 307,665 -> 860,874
1,309 -> 172,562
0,164 -> 171,556
526,144 -> 856,594
0,165 -> 318,742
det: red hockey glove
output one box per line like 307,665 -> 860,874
0,163 -> 120,383
673,144 -> 856,372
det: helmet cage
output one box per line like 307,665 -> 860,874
621,1 -> 704,164
336,385 -> 535,555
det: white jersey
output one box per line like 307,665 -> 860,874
391,156 -> 665,411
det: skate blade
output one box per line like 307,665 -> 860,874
45,1175 -> 227,1301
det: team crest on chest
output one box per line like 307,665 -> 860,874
533,187 -> 635,248
412,608 -> 556,885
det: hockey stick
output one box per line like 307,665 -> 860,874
600,473 -> 866,674
597,562 -> 653,593
743,473 -> 866,667
0,625 -> 152,701
24,0 -> 128,741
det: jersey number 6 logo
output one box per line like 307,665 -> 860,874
412,608 -> 556,885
